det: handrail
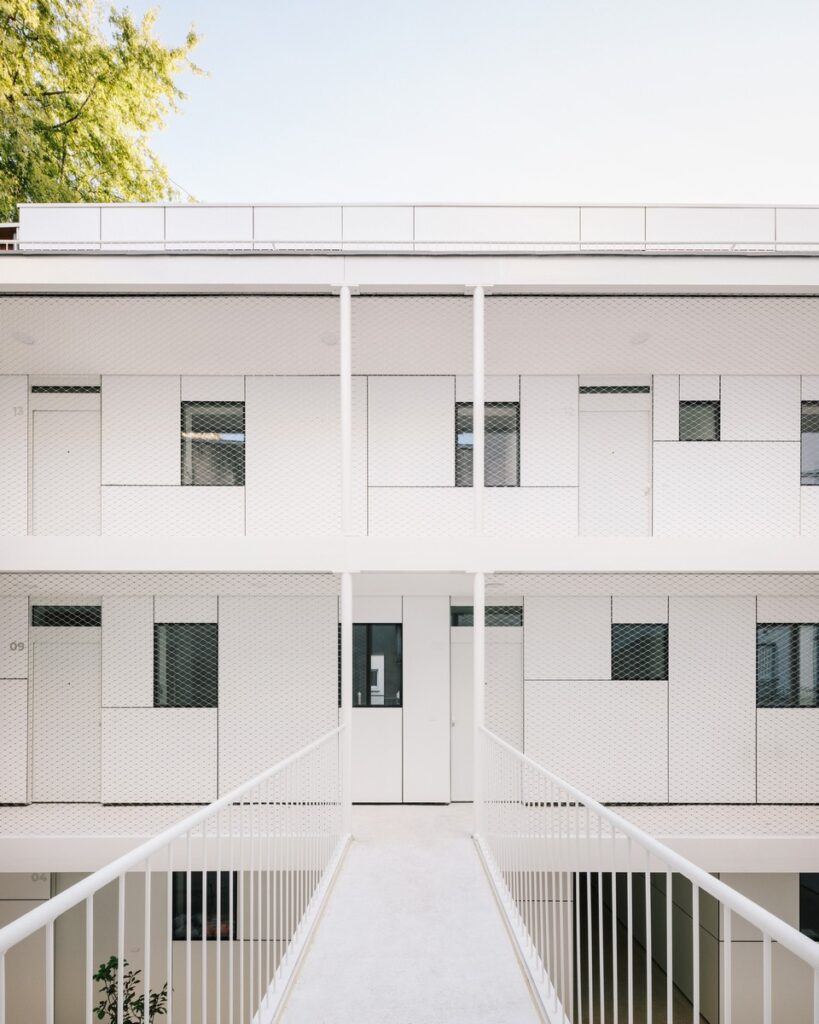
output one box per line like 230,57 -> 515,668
479,723 -> 819,969
0,724 -> 344,955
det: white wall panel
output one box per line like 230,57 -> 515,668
0,681 -> 28,803
525,680 -> 668,802
720,874 -> 799,937
352,708 -> 402,802
245,376 -> 366,535
218,595 -> 337,792
348,596 -> 402,623
344,206 -> 413,243
154,595 -> 218,623
520,376 -> 578,486
368,487 -> 470,537
652,375 -> 679,441
100,206 -> 164,247
180,376 -> 244,401
32,640 -> 100,802
165,206 -> 253,245
645,206 -> 774,244
757,710 -> 819,803
455,375 -> 519,402
19,204 -> 100,244
654,443 -> 800,536
524,596 -> 611,680
101,596 -> 153,707
449,637 -> 473,801
402,596 -> 450,803
368,376 -> 454,486
32,410 -> 100,535
484,488 -> 577,537
612,596 -> 668,623
101,376 -> 179,485
756,596 -> 819,623
720,376 -> 801,441
353,297 -> 471,376
486,638 -> 523,751
668,597 -> 756,803
253,205 -> 341,244
802,376 -> 819,400
102,486 -> 245,536
0,377 -> 27,536
415,205 -> 579,244
679,375 -> 720,401
579,411 -> 651,536
580,206 -> 645,243
102,708 -> 217,803
801,488 -> 819,535
0,598 -> 29,678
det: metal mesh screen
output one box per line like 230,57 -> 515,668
0,572 -> 339,836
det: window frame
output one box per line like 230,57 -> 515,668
180,400 -> 246,487
450,605 -> 524,627
455,400 -> 520,488
679,399 -> 721,442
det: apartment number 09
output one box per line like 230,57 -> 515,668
9,642 -> 25,651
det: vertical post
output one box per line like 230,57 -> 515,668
341,571 -> 353,835
472,286 -> 485,535
339,285 -> 353,535
473,570 -> 485,833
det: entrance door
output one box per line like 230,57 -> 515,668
350,623 -> 403,802
450,631 -> 474,801
32,628 -> 101,802
32,410 -> 100,535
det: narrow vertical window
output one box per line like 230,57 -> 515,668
455,402 -> 519,487
801,402 -> 819,485
181,401 -> 245,486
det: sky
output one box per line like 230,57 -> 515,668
124,0 -> 819,205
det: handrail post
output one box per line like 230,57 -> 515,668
473,571 -> 485,834
341,571 -> 353,835
339,284 -> 353,535
472,285 -> 485,535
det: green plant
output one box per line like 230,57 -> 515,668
93,956 -> 168,1023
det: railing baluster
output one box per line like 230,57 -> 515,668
0,952 -> 5,1024
167,843 -> 174,1024
144,856 -> 151,1024
186,832 -> 192,1024
597,814 -> 605,1024
644,848 -> 652,1024
45,920 -> 54,1024
763,933 -> 772,1024
266,776 -> 272,1006
229,803 -> 235,1024
117,876 -> 125,1024
612,823 -> 619,1024
85,897 -> 93,1024
667,869 -> 673,1024
201,823 -> 207,1024
723,904 -> 731,1024
239,797 -> 245,1024
576,800 -> 584,1024
586,806 -> 594,1024
216,808 -> 222,1024
692,883 -> 700,1024
249,793 -> 255,1014
627,838 -> 633,1024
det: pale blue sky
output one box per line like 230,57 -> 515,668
126,0 -> 819,204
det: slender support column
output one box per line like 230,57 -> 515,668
340,285 -> 353,534
472,286 -> 485,535
473,570 -> 486,833
341,571 -> 353,835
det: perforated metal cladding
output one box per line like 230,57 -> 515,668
0,573 -> 339,835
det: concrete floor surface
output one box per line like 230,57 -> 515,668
281,803 -> 540,1024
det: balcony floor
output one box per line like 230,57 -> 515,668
281,803 -> 540,1023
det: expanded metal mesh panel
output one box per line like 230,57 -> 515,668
0,572 -> 339,836
490,572 -> 819,836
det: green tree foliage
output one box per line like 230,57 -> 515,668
93,955 -> 168,1023
0,1 -> 200,220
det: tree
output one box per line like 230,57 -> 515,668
0,1 -> 201,221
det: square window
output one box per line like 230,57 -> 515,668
181,401 -> 245,486
679,400 -> 720,442
172,871 -> 236,940
338,623 -> 402,708
756,623 -> 819,708
154,622 -> 218,708
801,401 -> 819,485
450,605 -> 523,627
612,623 -> 668,680
455,402 -> 519,487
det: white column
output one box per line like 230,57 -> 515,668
473,570 -> 485,833
341,571 -> 353,834
339,285 -> 353,534
472,286 -> 485,534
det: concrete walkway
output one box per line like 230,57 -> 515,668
282,804 -> 540,1024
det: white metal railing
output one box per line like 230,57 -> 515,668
0,725 -> 348,1024
475,725 -> 819,1024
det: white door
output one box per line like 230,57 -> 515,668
32,410 -> 101,535
579,410 -> 651,536
32,639 -> 101,802
450,632 -> 474,801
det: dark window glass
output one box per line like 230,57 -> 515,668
172,871 -> 236,940
455,402 -> 519,487
450,606 -> 523,627
757,623 -> 819,708
800,875 -> 819,941
154,623 -> 218,708
579,385 -> 650,394
31,605 -> 101,627
181,401 -> 245,486
612,623 -> 668,680
339,624 -> 402,708
801,402 -> 819,485
30,385 -> 100,394
679,400 -> 720,442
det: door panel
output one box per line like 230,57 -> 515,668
450,639 -> 473,801
32,410 -> 100,535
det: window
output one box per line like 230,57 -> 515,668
612,623 -> 668,680
338,624 -> 402,708
181,401 -> 245,486
154,623 -> 218,708
679,400 -> 720,442
450,606 -> 523,627
800,875 -> 819,941
756,623 -> 819,708
801,402 -> 819,485
455,402 -> 519,487
31,605 -> 101,627
172,871 -> 236,940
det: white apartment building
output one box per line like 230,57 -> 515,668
1,203 -> 819,1022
